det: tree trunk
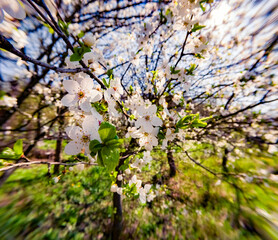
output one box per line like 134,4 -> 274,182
53,130 -> 62,174
167,149 -> 176,177
112,179 -> 122,240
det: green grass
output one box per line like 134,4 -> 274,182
0,143 -> 277,239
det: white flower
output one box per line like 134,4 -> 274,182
139,184 -> 152,204
0,0 -> 26,23
76,164 -> 85,171
135,105 -> 163,133
64,117 -> 100,155
162,128 -> 176,149
138,128 -> 159,151
117,175 -> 123,181
129,175 -> 142,190
116,187 -> 123,195
125,127 -> 143,139
125,168 -> 131,175
107,78 -> 124,100
53,177 -> 59,183
111,184 -> 118,192
61,78 -> 102,112
0,95 -> 17,107
83,33 -> 96,47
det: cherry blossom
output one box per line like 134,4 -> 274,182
61,78 -> 102,112
135,105 -> 163,133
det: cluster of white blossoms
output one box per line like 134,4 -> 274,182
56,0 -> 214,204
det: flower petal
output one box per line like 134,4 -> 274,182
63,80 -> 79,94
1,0 -> 26,20
79,99 -> 92,112
80,78 -> 93,91
90,89 -> 102,102
142,122 -> 154,133
0,9 -> 4,23
151,116 -> 163,127
82,115 -> 99,136
61,94 -> 78,107
66,126 -> 83,140
64,141 -> 82,155
146,105 -> 157,115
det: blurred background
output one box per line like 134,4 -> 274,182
0,0 -> 278,239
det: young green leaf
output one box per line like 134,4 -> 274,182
100,146 -> 119,172
98,122 -> 117,143
191,23 -> 206,32
13,139 -> 23,156
0,147 -> 20,160
89,139 -> 102,156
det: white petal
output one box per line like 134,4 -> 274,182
66,126 -> 83,140
90,89 -> 102,102
2,0 -> 26,20
144,184 -> 152,193
139,194 -> 146,204
142,122 -> 154,133
151,116 -> 163,127
137,106 -> 146,117
80,78 -> 93,91
146,105 -> 157,115
63,80 -> 79,94
150,136 -> 158,146
64,141 -> 82,155
91,107 -> 103,121
0,9 -> 4,23
135,118 -> 144,128
82,115 -> 99,135
79,99 -> 92,112
61,94 -> 78,107
151,127 -> 159,136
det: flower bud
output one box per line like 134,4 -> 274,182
117,174 -> 123,181
110,184 -> 118,192
83,33 -> 95,47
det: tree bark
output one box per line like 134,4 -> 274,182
112,179 -> 122,240
167,149 -> 176,177
53,128 -> 62,174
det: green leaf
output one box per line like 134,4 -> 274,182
191,23 -> 206,32
170,66 -> 181,75
89,140 -> 102,156
0,147 -> 20,160
97,153 -> 105,167
70,46 -> 91,62
185,64 -> 196,75
199,2 -> 206,12
102,78 -> 110,88
106,139 -> 123,148
98,122 -> 117,143
13,139 -> 23,156
70,53 -> 82,62
77,31 -> 85,38
107,69 -> 114,79
194,53 -> 204,59
100,146 -> 119,172
0,90 -> 5,100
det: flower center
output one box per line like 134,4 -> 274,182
81,135 -> 90,143
78,91 -> 85,99
113,87 -> 117,91
145,115 -> 150,121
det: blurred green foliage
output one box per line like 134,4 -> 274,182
0,142 -> 277,239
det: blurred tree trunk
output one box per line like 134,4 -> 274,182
112,180 -> 122,240
54,109 -> 63,174
53,135 -> 62,174
167,148 -> 176,177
